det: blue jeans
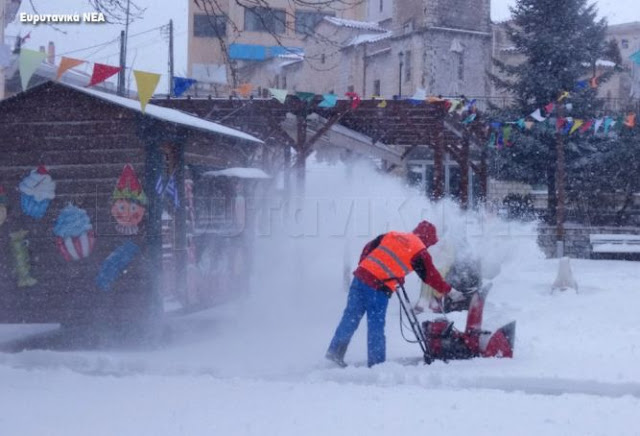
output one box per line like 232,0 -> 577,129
327,277 -> 390,367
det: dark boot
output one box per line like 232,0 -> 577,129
325,343 -> 348,368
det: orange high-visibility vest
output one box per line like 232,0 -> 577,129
359,232 -> 426,292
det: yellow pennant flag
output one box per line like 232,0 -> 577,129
558,91 -> 570,102
56,57 -> 85,81
377,99 -> 387,108
133,70 -> 161,113
19,48 -> 47,91
570,119 -> 584,134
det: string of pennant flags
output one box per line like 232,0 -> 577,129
18,45 -> 640,143
18,47 -> 201,113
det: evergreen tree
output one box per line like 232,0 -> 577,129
490,0 -> 608,222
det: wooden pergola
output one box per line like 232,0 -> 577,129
154,96 -> 489,209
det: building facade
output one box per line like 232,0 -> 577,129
186,0 -> 366,94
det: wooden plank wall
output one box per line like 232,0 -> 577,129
0,84 -> 152,324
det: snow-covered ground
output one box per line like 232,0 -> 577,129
1,162 -> 639,435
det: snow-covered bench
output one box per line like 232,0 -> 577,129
590,234 -> 640,257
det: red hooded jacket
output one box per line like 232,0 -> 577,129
353,221 -> 452,295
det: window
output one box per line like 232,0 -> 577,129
404,50 -> 412,82
347,85 -> 354,93
321,54 -> 326,64
295,10 -> 331,35
244,7 -> 286,34
373,79 -> 381,96
193,13 -> 226,37
379,0 -> 383,13
621,39 -> 629,49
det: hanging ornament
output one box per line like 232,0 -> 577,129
111,164 -> 148,235
53,204 -> 96,261
19,165 -> 56,219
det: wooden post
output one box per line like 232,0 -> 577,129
296,113 -> 307,197
479,149 -> 488,204
555,110 -> 566,258
173,135 -> 187,299
460,134 -> 470,209
433,129 -> 445,200
142,119 -> 165,322
283,144 -> 291,200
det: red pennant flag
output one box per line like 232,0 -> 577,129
556,117 -> 567,132
624,113 -> 636,128
544,102 -> 555,116
590,76 -> 599,89
87,63 -> 122,87
345,91 -> 361,109
579,120 -> 594,133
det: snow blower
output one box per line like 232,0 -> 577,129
398,282 -> 516,362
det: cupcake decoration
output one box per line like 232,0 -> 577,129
19,165 -> 56,219
9,230 -> 37,287
53,204 -> 96,261
111,164 -> 148,235
0,186 -> 7,227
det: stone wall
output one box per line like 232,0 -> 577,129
538,224 -> 640,259
424,0 -> 491,33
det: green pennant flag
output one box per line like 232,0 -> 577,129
296,91 -> 315,103
268,88 -> 288,104
630,50 -> 640,66
19,48 -> 47,91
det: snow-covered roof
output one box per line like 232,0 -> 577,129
68,84 -> 263,144
347,31 -> 393,46
203,168 -> 271,179
323,16 -> 385,32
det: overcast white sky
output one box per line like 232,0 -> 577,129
4,0 -> 640,93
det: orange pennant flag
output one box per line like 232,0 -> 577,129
590,76 -> 599,89
56,57 -> 85,81
235,83 -> 253,97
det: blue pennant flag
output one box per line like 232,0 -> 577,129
574,80 -> 588,91
173,77 -> 197,97
165,174 -> 180,208
318,93 -> 337,108
155,175 -> 166,196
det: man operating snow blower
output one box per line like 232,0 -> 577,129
326,220 -> 466,367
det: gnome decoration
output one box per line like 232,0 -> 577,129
111,164 -> 148,235
19,165 -> 56,219
0,186 -> 7,227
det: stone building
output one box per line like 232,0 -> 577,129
600,22 -> 640,109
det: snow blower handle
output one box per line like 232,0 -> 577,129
392,280 -> 433,365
